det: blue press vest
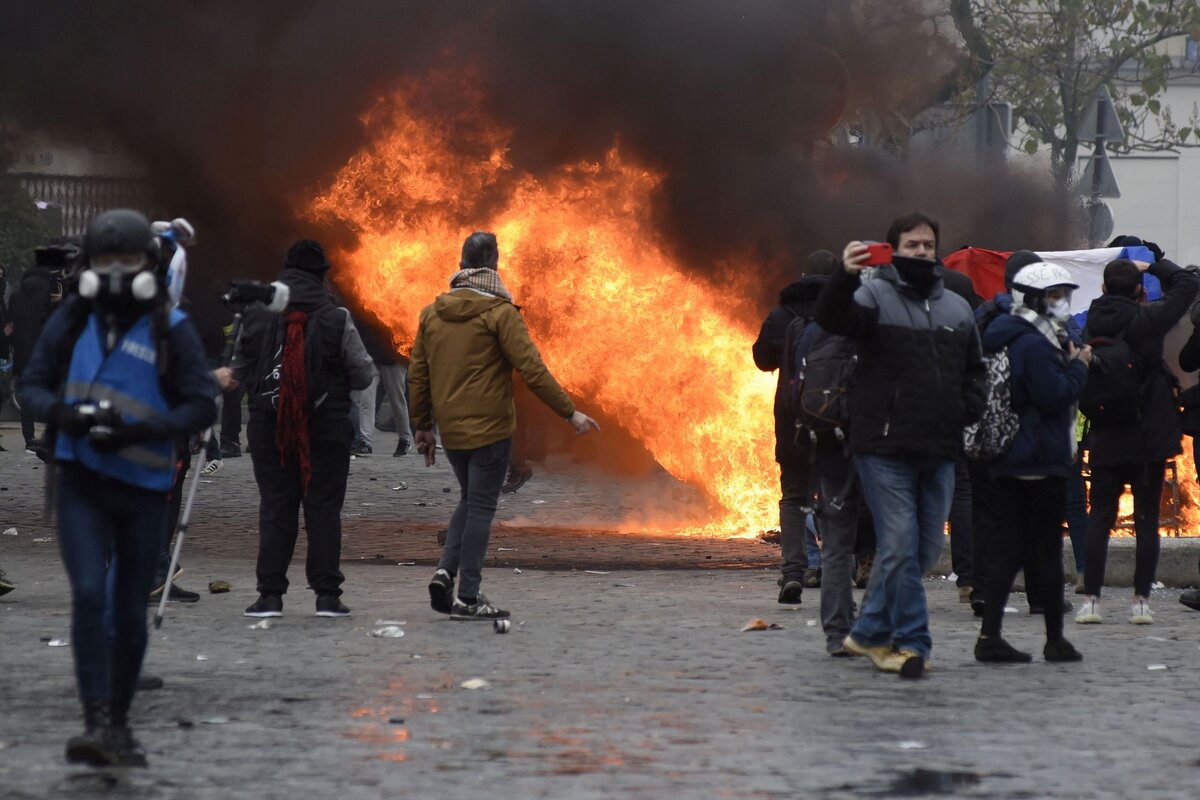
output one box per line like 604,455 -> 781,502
55,310 -> 186,492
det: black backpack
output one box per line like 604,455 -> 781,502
784,317 -> 858,447
1079,330 -> 1143,426
248,308 -> 346,415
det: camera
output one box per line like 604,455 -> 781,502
76,399 -> 122,443
222,280 -> 289,312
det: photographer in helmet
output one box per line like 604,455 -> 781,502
18,209 -> 217,768
974,262 -> 1090,665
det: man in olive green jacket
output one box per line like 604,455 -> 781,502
412,232 -> 599,620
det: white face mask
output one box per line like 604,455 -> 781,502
1047,299 -> 1071,322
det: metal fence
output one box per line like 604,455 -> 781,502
15,173 -> 154,237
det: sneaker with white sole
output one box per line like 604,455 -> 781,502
315,595 -> 351,617
1074,596 -> 1102,624
450,593 -> 510,621
201,459 -> 223,476
1129,596 -> 1153,624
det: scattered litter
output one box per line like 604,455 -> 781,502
392,482 -> 408,490
196,655 -> 209,661
583,570 -> 611,575
199,716 -> 229,725
412,654 -> 423,660
2,528 -> 16,536
897,741 -> 927,750
806,619 -> 817,627
388,718 -> 405,725
612,582 -> 635,587
201,480 -> 214,484
442,487 -> 452,493
497,547 -> 518,551
494,619 -> 511,634
47,639 -> 69,647
208,581 -> 231,594
461,678 -> 490,690
416,693 -> 434,699
412,502 -> 429,507
374,619 -> 407,626
177,719 -> 194,729
361,502 -> 376,507
32,537 -> 53,543
1003,606 -> 1018,613
1146,636 -> 1170,642
513,568 -> 523,574
370,626 -> 405,639
1151,581 -> 1166,589
742,618 -> 784,632
247,620 -> 271,630
532,500 -> 546,505
396,561 -> 416,566
1147,664 -> 1168,671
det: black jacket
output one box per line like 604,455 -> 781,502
753,275 -> 827,463
8,268 -> 54,375
816,265 -> 986,460
1082,259 -> 1199,466
939,266 -> 982,310
234,268 -> 376,422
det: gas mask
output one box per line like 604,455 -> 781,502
78,252 -> 160,312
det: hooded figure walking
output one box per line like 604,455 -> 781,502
412,232 -> 599,621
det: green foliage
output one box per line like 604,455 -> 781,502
951,0 -> 1200,183
0,172 -> 42,279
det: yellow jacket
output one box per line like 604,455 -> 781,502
409,289 -> 575,450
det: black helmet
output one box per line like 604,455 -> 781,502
83,209 -> 155,259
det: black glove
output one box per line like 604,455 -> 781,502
54,402 -> 98,437
1143,240 -> 1165,263
87,422 -> 157,453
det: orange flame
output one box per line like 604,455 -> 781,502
308,81 -> 777,537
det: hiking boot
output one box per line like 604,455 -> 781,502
201,459 -> 223,476
244,594 -> 283,617
218,440 -> 242,459
958,586 -> 974,604
897,649 -> 925,679
109,726 -> 148,768
149,582 -> 201,603
853,552 -> 874,589
315,595 -> 351,617
450,593 -> 510,621
65,701 -> 118,767
0,570 -> 15,597
975,636 -> 1033,663
801,568 -> 822,589
1129,596 -> 1154,625
428,569 -> 455,614
1044,638 -> 1083,662
1180,588 -> 1200,611
842,635 -> 899,671
136,673 -> 164,691
777,580 -> 803,604
351,443 -> 372,457
394,440 -> 411,457
1074,596 -> 1102,624
501,462 -> 533,493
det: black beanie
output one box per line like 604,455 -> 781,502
285,239 -> 331,274
1004,250 -> 1042,291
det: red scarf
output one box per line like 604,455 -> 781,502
274,311 -> 313,493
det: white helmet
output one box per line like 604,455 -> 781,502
1011,261 -> 1078,317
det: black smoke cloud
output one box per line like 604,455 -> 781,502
0,1 -> 1074,299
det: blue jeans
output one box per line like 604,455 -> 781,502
440,438 -> 512,599
849,454 -> 953,659
805,515 -> 821,569
57,463 -> 166,719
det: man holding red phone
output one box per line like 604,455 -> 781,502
816,212 -> 986,679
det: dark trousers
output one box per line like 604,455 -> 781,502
1084,461 -> 1165,598
249,416 -> 351,598
57,463 -> 165,720
778,458 -> 812,582
439,438 -> 512,599
980,477 -> 1066,642
17,382 -> 36,444
220,385 -> 243,445
948,458 -> 974,588
815,450 -> 861,649
968,460 -> 1002,603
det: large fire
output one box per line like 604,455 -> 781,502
308,80 -> 777,537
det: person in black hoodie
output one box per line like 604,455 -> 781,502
753,249 -> 839,604
1076,250 -> 1198,626
233,240 -> 377,619
8,263 -> 55,452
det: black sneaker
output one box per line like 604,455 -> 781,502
25,440 -> 38,455
428,569 -> 454,614
975,636 -> 1033,663
136,673 -> 164,691
109,726 -> 148,768
777,580 -> 803,605
351,443 -> 372,457
218,441 -> 242,459
244,594 -> 283,617
394,440 -> 411,457
0,570 -> 15,597
1181,588 -> 1200,611
1044,638 -> 1083,663
450,593 -> 510,621
802,567 -> 822,589
315,595 -> 351,617
149,582 -> 201,603
147,567 -> 185,600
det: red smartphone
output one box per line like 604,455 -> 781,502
863,242 -> 894,266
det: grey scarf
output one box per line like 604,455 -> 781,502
449,267 -> 513,302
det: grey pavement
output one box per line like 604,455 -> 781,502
1,425 -> 1200,798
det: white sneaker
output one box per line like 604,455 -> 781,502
1075,596 -> 1102,624
201,459 -> 223,476
1129,596 -> 1154,625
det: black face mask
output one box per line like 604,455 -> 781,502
892,255 -> 939,292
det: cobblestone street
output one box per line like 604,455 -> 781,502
2,431 -> 1199,799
